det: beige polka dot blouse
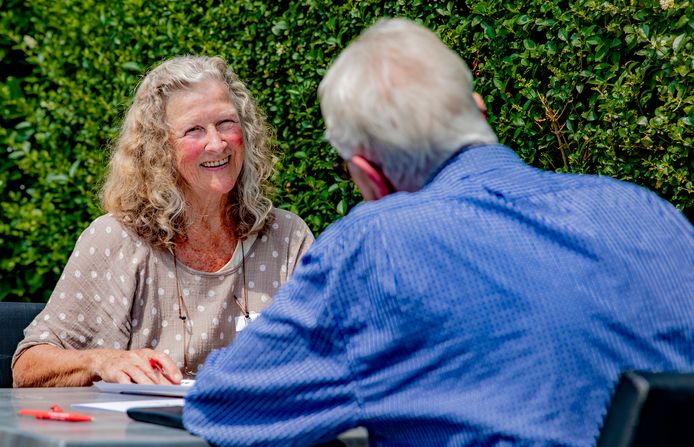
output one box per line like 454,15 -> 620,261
13,208 -> 314,377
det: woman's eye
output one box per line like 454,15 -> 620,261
218,120 -> 238,131
184,126 -> 203,136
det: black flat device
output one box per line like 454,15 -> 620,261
127,404 -> 357,447
127,404 -> 185,430
597,371 -> 694,447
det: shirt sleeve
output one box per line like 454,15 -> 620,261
183,228 -> 362,447
13,216 -> 141,365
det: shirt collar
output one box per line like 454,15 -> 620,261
424,144 -> 522,187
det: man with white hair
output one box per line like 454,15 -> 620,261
184,18 -> 694,447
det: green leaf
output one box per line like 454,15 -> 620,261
517,15 -> 530,25
121,61 -> 142,72
336,199 -> 346,215
672,34 -> 685,51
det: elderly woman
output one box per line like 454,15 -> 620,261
12,56 -> 314,386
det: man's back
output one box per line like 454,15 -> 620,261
185,144 -> 694,447
331,144 -> 693,445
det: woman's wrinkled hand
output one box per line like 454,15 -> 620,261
89,348 -> 182,384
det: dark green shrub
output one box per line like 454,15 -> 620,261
1,0 -> 691,302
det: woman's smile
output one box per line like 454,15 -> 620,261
200,156 -> 231,169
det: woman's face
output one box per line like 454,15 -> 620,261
166,79 -> 245,208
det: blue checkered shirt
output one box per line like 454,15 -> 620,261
184,145 -> 694,447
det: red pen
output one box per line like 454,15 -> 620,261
150,358 -> 179,384
149,358 -> 164,373
19,409 -> 92,422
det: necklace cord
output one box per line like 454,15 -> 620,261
172,240 -> 247,375
173,251 -> 187,321
234,241 -> 250,321
172,248 -> 194,376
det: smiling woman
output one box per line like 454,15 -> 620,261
11,56 -> 314,387
167,80 -> 246,217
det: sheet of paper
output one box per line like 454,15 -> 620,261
72,398 -> 184,413
93,380 -> 195,397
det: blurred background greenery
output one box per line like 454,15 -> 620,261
1,0 -> 692,302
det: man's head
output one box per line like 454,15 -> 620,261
319,18 -> 497,198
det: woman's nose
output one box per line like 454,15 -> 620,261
205,129 -> 227,152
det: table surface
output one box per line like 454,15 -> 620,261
0,387 -> 368,447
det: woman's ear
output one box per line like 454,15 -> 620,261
347,155 -> 394,201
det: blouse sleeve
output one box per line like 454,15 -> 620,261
279,209 -> 315,276
12,215 -> 144,365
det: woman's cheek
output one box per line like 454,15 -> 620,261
175,142 -> 204,175
178,140 -> 204,159
230,130 -> 244,147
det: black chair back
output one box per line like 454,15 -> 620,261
597,371 -> 694,447
0,302 -> 45,387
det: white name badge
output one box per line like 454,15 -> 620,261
235,311 -> 260,332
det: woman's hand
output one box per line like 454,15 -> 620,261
89,348 -> 182,384
13,344 -> 182,387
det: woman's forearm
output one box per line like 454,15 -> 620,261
13,344 -> 97,387
13,344 -> 182,387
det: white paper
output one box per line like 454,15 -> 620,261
72,398 -> 184,413
93,380 -> 195,397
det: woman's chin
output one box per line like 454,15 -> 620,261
204,175 -> 239,194
211,181 -> 238,197
185,183 -> 237,205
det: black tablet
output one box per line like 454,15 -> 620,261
597,371 -> 694,447
127,404 -> 184,430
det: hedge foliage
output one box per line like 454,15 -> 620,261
1,0 -> 692,302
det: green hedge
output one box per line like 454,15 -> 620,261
1,0 -> 692,302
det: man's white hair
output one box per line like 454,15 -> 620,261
319,18 -> 498,192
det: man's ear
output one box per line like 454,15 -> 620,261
473,92 -> 488,120
347,155 -> 394,201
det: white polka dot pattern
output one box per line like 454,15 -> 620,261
12,209 -> 315,378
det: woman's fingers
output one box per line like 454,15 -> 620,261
124,363 -> 158,385
93,349 -> 176,384
149,352 -> 183,384
111,371 -> 133,384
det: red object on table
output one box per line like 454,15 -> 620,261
19,404 -> 92,422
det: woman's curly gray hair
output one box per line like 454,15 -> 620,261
102,55 -> 275,249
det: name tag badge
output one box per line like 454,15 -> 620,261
235,312 -> 260,332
